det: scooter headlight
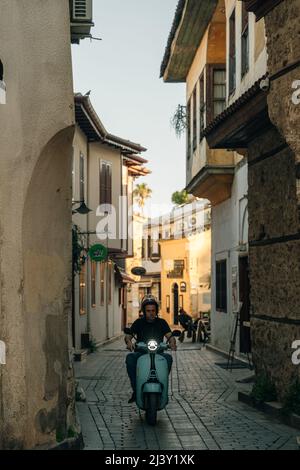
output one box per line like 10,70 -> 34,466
147,340 -> 158,352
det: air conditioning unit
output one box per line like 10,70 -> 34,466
71,0 -> 92,22
70,0 -> 94,44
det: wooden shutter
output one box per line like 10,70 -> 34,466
106,163 -> 112,207
91,261 -> 96,307
100,160 -> 106,206
100,161 -> 112,212
229,9 -> 236,94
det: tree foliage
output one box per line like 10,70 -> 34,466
133,183 -> 152,213
171,189 -> 190,206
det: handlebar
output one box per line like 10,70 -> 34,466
135,342 -> 169,353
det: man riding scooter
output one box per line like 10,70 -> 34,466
178,308 -> 197,343
125,296 -> 177,405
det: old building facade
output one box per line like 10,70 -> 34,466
0,0 -> 90,450
137,203 -> 211,325
204,0 -> 300,398
72,94 -> 148,353
0,0 -> 95,449
161,0 -> 252,355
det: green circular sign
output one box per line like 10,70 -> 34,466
88,244 -> 108,262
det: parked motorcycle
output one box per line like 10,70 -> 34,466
124,328 -> 181,425
179,319 -> 198,343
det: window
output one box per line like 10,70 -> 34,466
142,237 -> 146,259
100,160 -> 112,213
167,260 -> 185,279
147,235 -> 152,258
174,260 -> 184,273
192,86 -> 197,151
79,153 -> 85,201
199,72 -> 205,140
241,3 -> 249,77
166,295 -> 170,313
0,59 -> 5,105
158,232 -> 162,257
79,264 -> 86,315
91,261 -> 96,307
212,68 -> 226,119
229,9 -> 236,94
186,98 -> 191,160
100,262 -> 105,306
216,260 -> 227,312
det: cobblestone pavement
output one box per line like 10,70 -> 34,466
75,338 -> 299,450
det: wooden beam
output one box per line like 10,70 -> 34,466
241,0 -> 284,21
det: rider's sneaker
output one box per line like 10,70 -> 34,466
128,392 -> 136,403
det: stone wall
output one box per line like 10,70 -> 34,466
0,0 -> 75,449
265,0 -> 300,188
248,120 -> 300,400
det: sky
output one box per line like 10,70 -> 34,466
71,0 -> 186,217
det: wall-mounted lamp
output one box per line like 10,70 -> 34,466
72,200 -> 92,215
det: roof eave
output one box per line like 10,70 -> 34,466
160,0 -> 219,82
74,94 -> 147,154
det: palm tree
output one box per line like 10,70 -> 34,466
133,183 -> 152,214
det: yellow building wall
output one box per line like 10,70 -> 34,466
160,228 -> 211,324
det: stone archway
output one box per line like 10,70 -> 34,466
21,126 -> 74,448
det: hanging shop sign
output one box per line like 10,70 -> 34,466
88,244 -> 108,262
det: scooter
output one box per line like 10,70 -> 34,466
124,328 -> 181,425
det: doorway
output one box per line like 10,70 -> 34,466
239,256 -> 251,353
172,283 -> 179,325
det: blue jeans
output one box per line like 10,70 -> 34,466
126,352 -> 173,392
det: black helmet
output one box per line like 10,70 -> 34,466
141,295 -> 159,316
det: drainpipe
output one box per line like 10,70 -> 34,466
105,211 -> 109,340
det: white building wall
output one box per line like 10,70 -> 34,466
211,159 -> 248,354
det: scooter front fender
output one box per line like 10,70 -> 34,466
136,353 -> 169,411
143,382 -> 162,394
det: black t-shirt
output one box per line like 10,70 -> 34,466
130,317 -> 171,343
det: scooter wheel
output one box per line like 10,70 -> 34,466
145,393 -> 158,426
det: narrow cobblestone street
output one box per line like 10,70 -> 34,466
75,338 -> 299,451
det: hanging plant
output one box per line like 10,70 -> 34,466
170,104 -> 187,138
72,224 -> 87,274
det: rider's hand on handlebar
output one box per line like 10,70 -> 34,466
126,340 -> 134,352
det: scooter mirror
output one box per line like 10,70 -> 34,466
171,329 -> 182,337
123,328 -> 132,335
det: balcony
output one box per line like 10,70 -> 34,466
186,148 -> 235,206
